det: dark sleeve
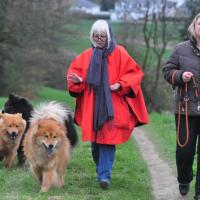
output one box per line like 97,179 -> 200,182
163,45 -> 184,88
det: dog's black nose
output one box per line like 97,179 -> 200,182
11,132 -> 17,137
49,144 -> 54,149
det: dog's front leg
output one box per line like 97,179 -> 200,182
41,169 -> 54,192
3,151 -> 16,168
31,165 -> 43,184
56,160 -> 67,188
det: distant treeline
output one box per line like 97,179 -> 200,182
0,0 -> 75,97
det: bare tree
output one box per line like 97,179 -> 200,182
142,0 -> 153,70
150,0 -> 167,112
140,0 -> 169,112
152,0 -> 167,89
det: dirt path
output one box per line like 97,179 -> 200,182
133,128 -> 187,200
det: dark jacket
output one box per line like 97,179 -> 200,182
163,40 -> 200,115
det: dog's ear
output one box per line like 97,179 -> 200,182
19,98 -> 28,105
23,121 -> 38,151
26,121 -> 39,138
56,124 -> 66,139
9,93 -> 16,99
16,113 -> 23,118
0,112 -> 4,119
37,119 -> 44,129
0,112 -> 4,131
58,123 -> 67,135
21,119 -> 27,133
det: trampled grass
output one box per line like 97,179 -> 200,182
144,112 -> 176,167
0,88 -> 153,200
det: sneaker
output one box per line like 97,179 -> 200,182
179,183 -> 189,196
100,180 -> 110,190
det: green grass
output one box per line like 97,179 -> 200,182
145,112 -> 196,199
0,97 -> 7,109
0,87 -> 153,200
36,86 -> 75,109
0,139 -> 153,200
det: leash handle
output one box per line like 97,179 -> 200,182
172,73 -> 199,147
177,83 -> 189,147
176,76 -> 198,147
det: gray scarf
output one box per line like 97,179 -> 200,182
86,22 -> 116,131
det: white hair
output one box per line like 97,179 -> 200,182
30,101 -> 71,125
90,20 -> 111,48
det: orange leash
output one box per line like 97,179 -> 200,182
177,83 -> 189,147
176,76 -> 199,147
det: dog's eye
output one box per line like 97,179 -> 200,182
45,135 -> 48,138
9,125 -> 12,128
53,136 -> 56,138
16,125 -> 19,128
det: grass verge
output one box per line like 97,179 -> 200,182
0,87 -> 153,200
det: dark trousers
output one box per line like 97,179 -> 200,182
91,143 -> 116,182
175,115 -> 200,194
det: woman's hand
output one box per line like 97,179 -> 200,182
110,83 -> 121,91
182,71 -> 193,83
67,73 -> 82,84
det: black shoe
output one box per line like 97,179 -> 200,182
100,181 -> 109,190
194,195 -> 200,200
179,183 -> 189,196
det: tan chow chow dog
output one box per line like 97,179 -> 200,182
0,112 -> 26,168
23,102 -> 71,192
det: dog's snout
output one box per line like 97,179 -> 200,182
49,144 -> 54,149
7,131 -> 18,139
11,132 -> 17,137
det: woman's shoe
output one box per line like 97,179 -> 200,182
194,195 -> 200,200
179,183 -> 189,196
100,180 -> 110,190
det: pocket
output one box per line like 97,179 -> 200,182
112,94 -> 131,128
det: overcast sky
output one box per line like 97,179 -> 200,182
170,0 -> 185,6
174,0 -> 184,3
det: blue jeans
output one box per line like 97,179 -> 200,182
91,143 -> 116,182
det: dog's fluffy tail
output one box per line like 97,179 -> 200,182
65,115 -> 78,148
31,101 -> 78,147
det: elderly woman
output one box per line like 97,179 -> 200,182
163,13 -> 200,200
67,20 -> 149,189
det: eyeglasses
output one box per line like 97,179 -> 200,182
93,34 -> 107,42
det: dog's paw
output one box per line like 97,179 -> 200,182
3,160 -> 12,168
40,187 -> 48,193
57,180 -> 64,188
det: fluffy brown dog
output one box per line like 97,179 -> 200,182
0,112 -> 26,168
23,102 -> 71,192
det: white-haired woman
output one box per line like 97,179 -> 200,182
163,13 -> 200,200
67,20 -> 149,189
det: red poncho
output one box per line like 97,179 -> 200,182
67,45 -> 149,144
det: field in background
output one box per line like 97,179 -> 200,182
64,19 -> 181,64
